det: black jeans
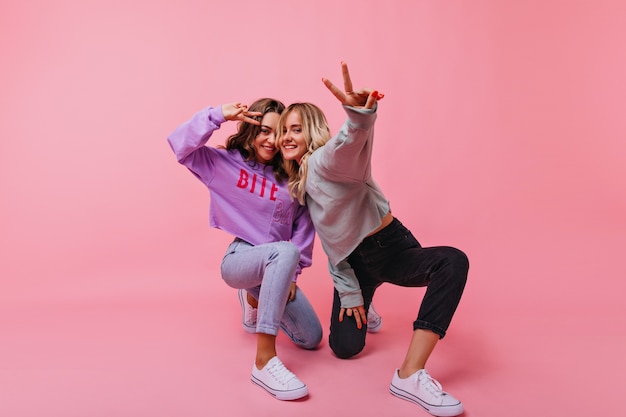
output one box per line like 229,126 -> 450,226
328,217 -> 469,359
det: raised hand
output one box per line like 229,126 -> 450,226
322,61 -> 384,109
221,102 -> 263,125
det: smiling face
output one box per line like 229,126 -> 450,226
252,112 -> 280,164
279,110 -> 308,163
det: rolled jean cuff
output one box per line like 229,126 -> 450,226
256,325 -> 279,336
414,320 -> 446,339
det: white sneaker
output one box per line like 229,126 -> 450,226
367,303 -> 383,333
389,369 -> 463,417
238,289 -> 257,334
251,356 -> 308,401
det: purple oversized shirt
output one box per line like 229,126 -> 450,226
167,106 -> 315,281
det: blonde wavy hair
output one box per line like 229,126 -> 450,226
276,103 -> 331,205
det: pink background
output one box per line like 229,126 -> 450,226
2,1 -> 625,416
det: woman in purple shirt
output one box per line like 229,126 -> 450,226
168,98 -> 321,401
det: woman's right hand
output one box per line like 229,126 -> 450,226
339,304 -> 367,330
322,61 -> 384,109
221,102 -> 263,124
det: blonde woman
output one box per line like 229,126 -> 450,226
277,63 -> 469,416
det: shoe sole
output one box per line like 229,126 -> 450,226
389,383 -> 463,417
238,290 -> 257,334
251,376 -> 308,401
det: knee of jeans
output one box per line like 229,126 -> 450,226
298,332 -> 323,350
329,338 -> 364,359
283,322 -> 323,350
271,241 -> 301,263
448,247 -> 469,275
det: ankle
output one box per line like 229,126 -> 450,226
255,354 -> 276,370
247,293 -> 258,308
398,366 -> 423,379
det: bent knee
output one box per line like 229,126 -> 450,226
298,333 -> 323,350
271,241 -> 301,261
329,340 -> 364,359
447,247 -> 469,274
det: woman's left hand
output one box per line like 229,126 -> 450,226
322,61 -> 384,109
288,282 -> 297,302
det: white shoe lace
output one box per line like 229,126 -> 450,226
245,305 -> 257,324
240,290 -> 257,325
267,358 -> 296,385
418,370 -> 444,398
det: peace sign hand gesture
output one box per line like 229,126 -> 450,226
221,102 -> 263,125
322,61 -> 384,109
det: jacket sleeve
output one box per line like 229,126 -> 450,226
328,259 -> 363,308
316,105 -> 377,183
290,203 -> 316,282
167,106 -> 226,183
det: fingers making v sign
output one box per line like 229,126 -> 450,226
221,102 -> 263,125
321,61 -> 384,109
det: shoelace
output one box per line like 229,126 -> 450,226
418,370 -> 444,398
246,306 -> 257,322
267,359 -> 296,385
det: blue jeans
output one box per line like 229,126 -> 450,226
221,238 -> 322,349
329,217 -> 469,359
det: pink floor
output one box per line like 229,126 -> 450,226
1,228 -> 623,417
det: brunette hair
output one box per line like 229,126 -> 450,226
225,98 -> 287,181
